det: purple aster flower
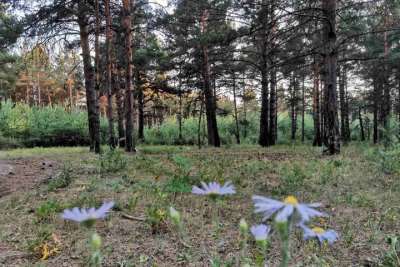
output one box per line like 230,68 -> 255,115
250,224 -> 271,241
62,201 -> 114,224
299,224 -> 339,245
252,195 -> 326,223
192,181 -> 235,196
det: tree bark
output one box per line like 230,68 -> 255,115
177,66 -> 183,143
122,0 -> 135,152
105,0 -> 116,148
116,68 -> 125,147
232,73 -> 240,144
321,0 -> 340,154
200,9 -> 220,147
137,71 -> 144,141
359,106 -> 365,141
268,68 -> 277,145
382,14 -> 391,131
301,73 -> 305,143
398,72 -> 400,136
290,72 -> 298,141
338,65 -> 349,143
373,78 -> 379,144
258,0 -> 270,147
78,1 -> 101,154
198,95 -> 204,149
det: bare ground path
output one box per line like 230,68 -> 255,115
0,158 -> 58,198
0,157 -> 59,266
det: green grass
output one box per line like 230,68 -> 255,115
0,144 -> 399,266
0,146 -> 89,159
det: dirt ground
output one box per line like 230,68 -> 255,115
0,158 -> 59,265
0,159 -> 57,198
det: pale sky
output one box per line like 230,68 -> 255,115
152,0 -> 168,7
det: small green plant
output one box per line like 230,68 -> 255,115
69,192 -> 101,208
47,163 -> 73,191
274,163 -> 307,195
126,194 -> 139,212
171,155 -> 192,178
145,204 -> 167,234
35,200 -> 63,222
164,176 -> 192,193
163,155 -> 194,193
319,160 -> 341,185
382,236 -> 400,267
98,149 -> 127,174
26,224 -> 54,253
377,147 -> 400,175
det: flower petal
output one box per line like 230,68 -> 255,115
94,201 -> 114,219
275,204 -> 294,222
192,186 -> 205,195
323,230 -> 339,245
297,204 -> 327,222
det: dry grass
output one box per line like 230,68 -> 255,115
0,144 -> 399,266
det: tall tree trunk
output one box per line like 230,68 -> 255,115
258,1 -> 270,147
321,0 -> 340,154
232,73 -> 240,144
198,95 -> 204,149
373,78 -> 379,144
398,71 -> 400,136
344,71 -> 350,141
359,106 -> 365,141
116,68 -> 125,147
339,65 -> 349,143
177,66 -> 183,143
301,73 -> 305,143
312,60 -> 322,146
78,2 -> 101,154
268,68 -> 277,145
382,13 -> 391,131
242,75 -> 248,139
200,10 -> 220,147
290,72 -> 298,141
105,0 -> 116,148
137,71 -> 144,141
122,0 -> 135,152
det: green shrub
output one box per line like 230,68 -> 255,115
143,112 -> 316,146
0,100 -> 108,147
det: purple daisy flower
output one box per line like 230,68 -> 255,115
252,195 -> 326,223
62,201 -> 114,223
250,224 -> 271,241
192,181 -> 236,196
299,224 -> 339,245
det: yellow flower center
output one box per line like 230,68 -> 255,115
283,195 -> 299,206
312,227 -> 325,234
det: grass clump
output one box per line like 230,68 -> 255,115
35,199 -> 64,222
98,149 -> 127,174
47,163 -> 73,191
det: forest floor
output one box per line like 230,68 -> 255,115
0,144 -> 399,266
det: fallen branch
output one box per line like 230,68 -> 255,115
121,213 -> 146,222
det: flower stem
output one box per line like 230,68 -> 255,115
277,220 -> 291,267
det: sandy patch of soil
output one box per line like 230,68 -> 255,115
0,159 -> 57,198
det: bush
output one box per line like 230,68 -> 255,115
143,112 -> 316,146
0,101 -> 108,147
